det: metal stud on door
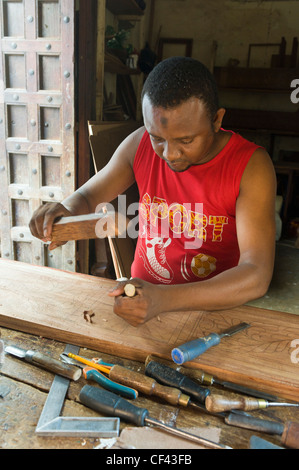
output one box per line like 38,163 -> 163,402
0,0 -> 76,271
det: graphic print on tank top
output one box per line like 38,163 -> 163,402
180,253 -> 217,281
131,130 -> 261,285
137,193 -> 219,284
138,223 -> 174,283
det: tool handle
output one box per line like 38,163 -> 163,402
109,365 -> 189,406
83,367 -> 138,399
145,360 -> 210,404
124,284 -> 136,297
79,385 -> 148,426
281,421 -> 299,449
28,351 -> 81,381
227,414 -> 299,449
205,394 -> 268,413
171,333 -> 220,364
225,412 -> 284,436
145,354 -> 214,385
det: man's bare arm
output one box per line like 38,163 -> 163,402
29,127 -> 144,244
110,148 -> 277,326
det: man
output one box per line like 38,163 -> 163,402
29,57 -> 277,327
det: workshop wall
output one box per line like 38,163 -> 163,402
148,0 -> 299,113
149,0 -> 299,69
146,0 -> 299,234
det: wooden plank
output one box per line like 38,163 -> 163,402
51,212 -> 129,243
51,213 -> 105,242
222,108 -> 299,134
0,259 -> 299,401
214,66 -> 299,91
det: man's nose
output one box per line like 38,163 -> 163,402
162,142 -> 181,161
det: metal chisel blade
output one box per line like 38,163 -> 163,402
219,322 -> 251,339
0,340 -> 4,367
5,345 -> 27,358
60,353 -> 85,368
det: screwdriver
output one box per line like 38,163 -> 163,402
171,322 -> 250,364
79,385 -> 232,449
205,394 -> 299,413
146,354 -> 280,402
145,360 -> 210,404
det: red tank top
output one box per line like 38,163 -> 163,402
131,130 -> 260,284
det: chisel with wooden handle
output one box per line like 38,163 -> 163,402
5,345 -> 81,381
205,394 -> 299,413
225,413 -> 299,449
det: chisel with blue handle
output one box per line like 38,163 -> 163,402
171,322 -> 250,365
79,385 -> 232,449
60,353 -> 138,399
82,367 -> 138,400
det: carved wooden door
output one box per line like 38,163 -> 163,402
0,0 -> 76,271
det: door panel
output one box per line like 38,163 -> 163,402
0,0 -> 76,270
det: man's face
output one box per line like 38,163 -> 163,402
142,95 -> 224,172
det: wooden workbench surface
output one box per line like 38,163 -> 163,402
1,259 -> 299,450
1,259 -> 299,403
1,327 -> 298,450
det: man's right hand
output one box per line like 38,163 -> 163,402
29,202 -> 72,250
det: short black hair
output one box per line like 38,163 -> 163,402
141,57 -> 219,120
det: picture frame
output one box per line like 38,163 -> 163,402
157,38 -> 193,62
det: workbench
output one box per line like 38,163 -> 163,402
1,260 -> 299,451
1,327 -> 297,451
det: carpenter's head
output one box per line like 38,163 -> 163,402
141,57 -> 225,171
141,56 -> 219,121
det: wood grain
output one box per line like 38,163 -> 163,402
51,213 -> 105,242
51,212 -> 126,242
1,259 -> 299,401
1,329 -> 296,449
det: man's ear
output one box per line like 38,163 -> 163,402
213,108 -> 226,132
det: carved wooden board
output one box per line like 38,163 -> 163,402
1,259 -> 299,401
